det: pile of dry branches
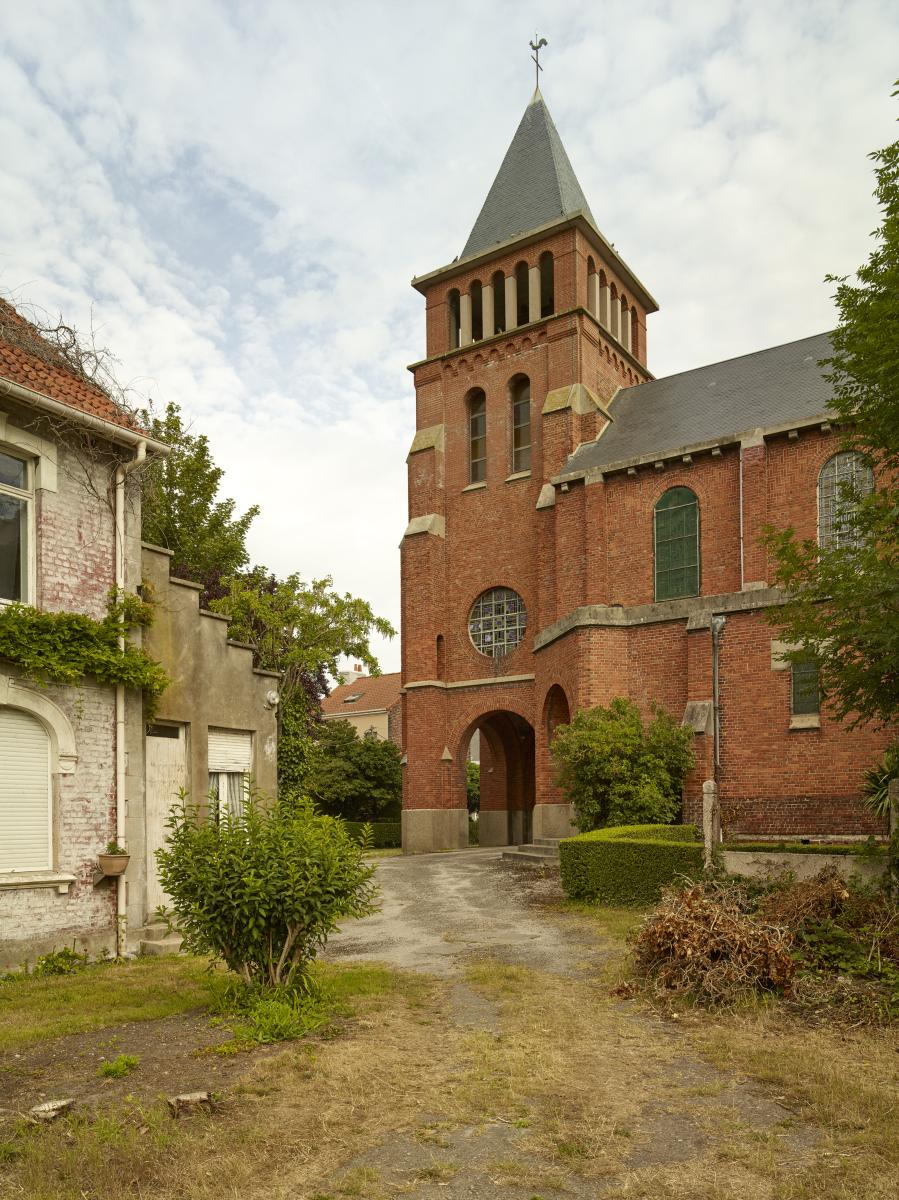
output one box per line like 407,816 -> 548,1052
630,880 -> 796,1004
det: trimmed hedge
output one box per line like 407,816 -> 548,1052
343,821 -> 402,849
559,823 -> 703,906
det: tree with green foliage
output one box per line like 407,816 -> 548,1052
211,572 -> 396,793
550,698 -> 695,832
764,106 -> 899,728
141,401 -> 259,595
466,760 -> 480,814
156,792 -> 378,989
306,718 -> 402,822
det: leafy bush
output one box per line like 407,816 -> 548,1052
343,820 -> 401,849
550,698 -> 695,831
156,794 -> 378,988
862,741 -> 899,818
97,1053 -> 139,1079
33,947 -> 89,977
307,720 -> 402,822
559,824 -> 702,905
630,881 -> 796,1004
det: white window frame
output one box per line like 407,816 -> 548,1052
0,445 -> 35,607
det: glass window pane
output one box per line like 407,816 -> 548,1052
654,488 -> 699,600
0,494 -> 26,601
468,587 -> 527,657
0,452 -> 26,489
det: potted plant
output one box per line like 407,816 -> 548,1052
98,841 -> 130,877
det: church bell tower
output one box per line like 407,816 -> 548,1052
399,81 -> 658,853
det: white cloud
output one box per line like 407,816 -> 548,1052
1,0 -> 897,671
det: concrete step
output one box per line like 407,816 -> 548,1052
139,935 -> 183,957
501,844 -> 560,867
533,838 -> 563,848
139,922 -> 173,942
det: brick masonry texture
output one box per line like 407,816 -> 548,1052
401,223 -> 891,845
0,423 -> 123,966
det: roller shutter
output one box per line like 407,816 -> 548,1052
207,728 -> 252,773
0,708 -> 51,871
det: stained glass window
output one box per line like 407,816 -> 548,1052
468,587 -> 527,657
818,453 -> 873,549
654,487 -> 699,601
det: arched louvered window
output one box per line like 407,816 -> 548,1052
0,707 -> 51,871
539,251 -> 554,317
818,452 -> 873,549
491,270 -> 506,334
510,376 -> 531,474
447,289 -> 461,350
468,390 -> 487,484
654,487 -> 700,600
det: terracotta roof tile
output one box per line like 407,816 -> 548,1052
0,298 -> 139,432
321,672 -> 402,716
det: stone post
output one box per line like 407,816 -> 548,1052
528,266 -> 541,324
482,283 -> 494,340
621,306 -> 632,352
702,778 -> 720,870
505,274 -> 517,330
460,292 -> 472,346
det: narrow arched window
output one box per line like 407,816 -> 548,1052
654,487 -> 700,600
448,289 -> 461,350
818,452 -> 873,549
515,261 -> 529,327
468,390 -> 487,484
539,251 -> 554,317
510,376 -> 531,474
491,270 -> 506,334
471,280 -> 483,342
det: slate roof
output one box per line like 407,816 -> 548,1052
563,332 -> 836,476
461,90 -> 597,260
321,673 -> 403,716
0,298 -> 139,431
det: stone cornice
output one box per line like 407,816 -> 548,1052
534,587 -> 785,650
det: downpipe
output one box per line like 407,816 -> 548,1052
114,440 -> 146,957
710,614 -> 726,782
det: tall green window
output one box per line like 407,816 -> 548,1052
654,487 -> 700,600
791,660 -> 820,716
468,390 -> 486,484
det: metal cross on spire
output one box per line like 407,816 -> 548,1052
529,35 -> 547,89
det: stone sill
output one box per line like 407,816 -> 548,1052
789,714 -> 821,731
462,481 -> 487,493
0,872 -> 76,894
505,471 -> 531,484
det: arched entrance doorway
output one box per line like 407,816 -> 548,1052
463,710 -> 535,847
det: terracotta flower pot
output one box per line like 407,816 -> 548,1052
98,853 -> 130,877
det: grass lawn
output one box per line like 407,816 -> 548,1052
0,956 -> 223,1051
2,901 -> 898,1199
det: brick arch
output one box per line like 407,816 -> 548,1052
454,706 -> 536,847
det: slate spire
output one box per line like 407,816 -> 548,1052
461,89 -> 597,260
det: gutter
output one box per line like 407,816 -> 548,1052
113,440 -> 147,957
0,375 -> 170,456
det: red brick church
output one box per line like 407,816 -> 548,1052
399,88 -> 888,853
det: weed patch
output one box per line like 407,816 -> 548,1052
97,1053 -> 139,1079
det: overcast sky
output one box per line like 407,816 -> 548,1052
1,1 -> 897,674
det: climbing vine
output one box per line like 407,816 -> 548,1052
0,590 -> 169,711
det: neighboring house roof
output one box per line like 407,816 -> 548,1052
564,331 -> 835,476
0,298 -> 139,431
321,672 -> 403,717
461,89 -> 597,260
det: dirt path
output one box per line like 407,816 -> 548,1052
315,849 -> 819,1200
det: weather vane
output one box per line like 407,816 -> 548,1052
530,35 -> 547,89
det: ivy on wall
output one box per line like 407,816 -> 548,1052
0,591 -> 169,711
